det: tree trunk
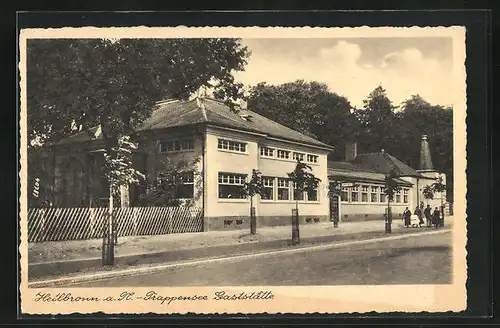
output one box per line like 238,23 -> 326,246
386,198 -> 392,233
250,196 -> 256,235
100,115 -> 116,266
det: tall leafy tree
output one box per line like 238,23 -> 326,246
396,95 -> 453,202
354,85 -> 399,155
27,38 -> 250,265
27,38 -> 250,146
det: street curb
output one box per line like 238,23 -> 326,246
28,229 -> 451,288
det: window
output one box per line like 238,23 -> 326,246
307,188 -> 318,201
307,154 -> 318,163
218,172 -> 247,199
217,138 -> 247,153
278,178 -> 290,200
341,187 -> 349,202
361,186 -> 369,202
260,147 -> 275,158
380,191 -> 386,203
160,138 -> 194,153
262,177 -> 275,200
403,188 -> 409,203
293,188 -> 305,201
371,186 -> 379,202
351,186 -> 359,202
292,152 -> 305,162
396,190 -> 402,203
277,149 -> 290,159
176,171 -> 194,199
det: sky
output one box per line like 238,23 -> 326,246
233,37 -> 455,109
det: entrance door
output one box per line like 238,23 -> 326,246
330,194 -> 340,222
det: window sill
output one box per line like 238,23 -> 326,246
217,149 -> 249,156
259,199 -> 321,204
217,198 -> 248,203
260,155 -> 320,166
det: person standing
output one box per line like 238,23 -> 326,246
403,207 -> 412,228
432,207 -> 441,228
415,206 -> 424,226
424,205 -> 432,227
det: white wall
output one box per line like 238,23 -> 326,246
204,127 -> 330,218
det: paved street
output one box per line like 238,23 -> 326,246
68,231 -> 452,287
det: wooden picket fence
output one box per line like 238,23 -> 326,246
27,206 -> 204,243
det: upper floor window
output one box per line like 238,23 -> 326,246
307,154 -> 318,163
260,147 -> 275,158
218,172 -> 247,199
277,149 -> 290,159
160,138 -> 194,153
217,138 -> 247,153
292,152 -> 305,162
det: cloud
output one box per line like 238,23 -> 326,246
234,41 -> 454,108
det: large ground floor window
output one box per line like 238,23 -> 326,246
338,183 -> 410,204
262,176 -> 319,202
218,172 -> 247,199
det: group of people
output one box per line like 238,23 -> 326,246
402,204 -> 441,228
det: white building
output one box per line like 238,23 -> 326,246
50,97 -> 334,231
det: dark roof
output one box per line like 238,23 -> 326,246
352,152 -> 423,178
327,161 -> 413,186
56,98 -> 334,150
57,126 -> 101,145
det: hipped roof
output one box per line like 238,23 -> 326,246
56,98 -> 334,150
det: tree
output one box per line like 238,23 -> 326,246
287,159 -> 321,244
396,95 -> 453,202
421,175 -> 446,227
354,85 -> 399,155
383,169 -> 402,233
27,38 -> 250,265
135,156 -> 202,207
247,80 -> 359,160
422,185 -> 435,206
240,169 -> 265,235
27,38 -> 250,146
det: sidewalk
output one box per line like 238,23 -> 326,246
28,217 -> 454,280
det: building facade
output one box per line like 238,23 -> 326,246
39,97 -> 334,231
328,136 -> 447,222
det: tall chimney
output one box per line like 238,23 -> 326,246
345,143 -> 357,162
419,135 -> 434,171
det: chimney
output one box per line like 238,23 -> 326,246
419,135 -> 434,171
345,143 -> 357,162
